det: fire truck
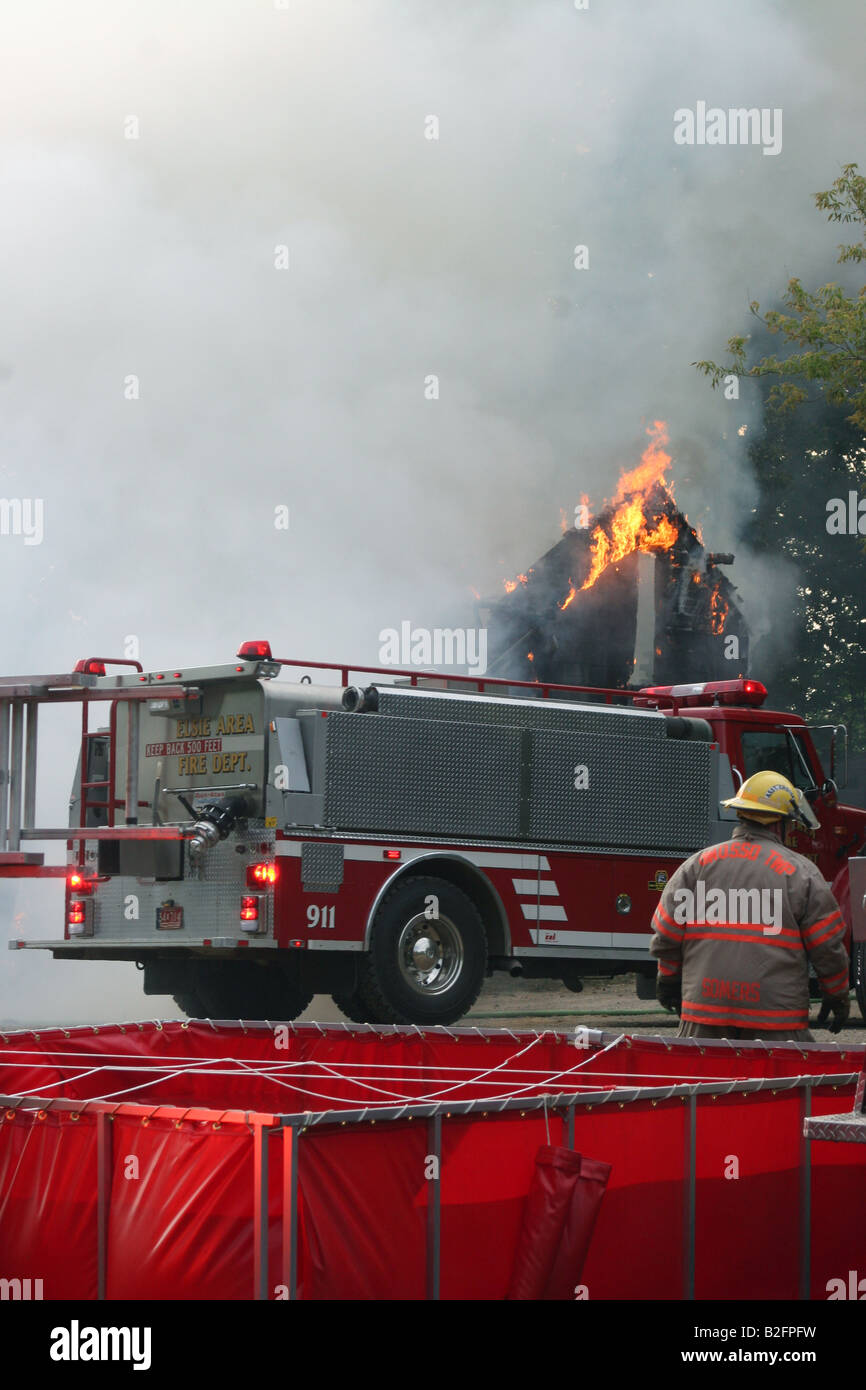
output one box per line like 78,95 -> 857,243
3,641 -> 865,1025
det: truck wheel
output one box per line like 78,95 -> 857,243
853,942 -> 866,1021
193,960 -> 313,1021
331,990 -> 381,1024
358,875 -> 487,1025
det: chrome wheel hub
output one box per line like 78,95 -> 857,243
398,913 -> 463,996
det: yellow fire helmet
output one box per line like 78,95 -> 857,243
722,770 -> 820,830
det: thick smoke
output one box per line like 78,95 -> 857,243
0,0 -> 862,1020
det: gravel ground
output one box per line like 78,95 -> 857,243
294,971 -> 866,1047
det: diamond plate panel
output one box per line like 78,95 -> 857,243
323,713 -> 523,837
805,1113 -> 866,1145
301,841 -> 344,888
376,688 -> 665,739
91,825 -> 274,942
529,732 -> 711,850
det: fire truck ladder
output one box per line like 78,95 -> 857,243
0,659 -> 197,880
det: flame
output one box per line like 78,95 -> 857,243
611,421 -> 671,503
560,584 -> 577,610
527,651 -> 534,662
581,504 -> 678,592
710,581 -> 729,635
503,572 -> 530,594
579,422 -> 678,592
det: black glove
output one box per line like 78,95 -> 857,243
656,975 -> 682,1014
817,993 -> 850,1034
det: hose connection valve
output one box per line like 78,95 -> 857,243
187,796 -> 246,862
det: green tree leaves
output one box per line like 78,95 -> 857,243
695,165 -> 866,432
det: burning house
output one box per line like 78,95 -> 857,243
481,422 -> 749,690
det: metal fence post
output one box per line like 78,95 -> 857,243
426,1114 -> 442,1301
282,1123 -> 298,1299
683,1094 -> 696,1300
253,1122 -> 269,1301
96,1111 -> 112,1300
800,1082 -> 812,1301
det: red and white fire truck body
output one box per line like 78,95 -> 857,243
4,643 -> 865,1024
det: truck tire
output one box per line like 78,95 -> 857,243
172,991 -> 206,1018
192,960 -> 313,1022
331,990 -> 381,1024
853,941 -> 866,1021
357,875 -> 487,1025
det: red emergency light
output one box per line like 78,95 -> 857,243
67,872 -> 93,895
237,640 -> 273,662
637,678 -> 768,709
240,895 -> 259,922
74,657 -> 143,676
247,862 -> 277,887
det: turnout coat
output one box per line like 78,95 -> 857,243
649,821 -> 849,1033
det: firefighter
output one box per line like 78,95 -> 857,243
650,771 -> 850,1041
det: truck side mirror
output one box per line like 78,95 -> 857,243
821,778 -> 838,806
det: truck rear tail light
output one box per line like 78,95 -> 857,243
240,894 -> 265,934
247,862 -> 277,886
68,899 -> 93,937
